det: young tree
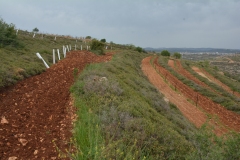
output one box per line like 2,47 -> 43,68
0,18 -> 19,47
32,27 -> 39,33
85,36 -> 91,39
161,50 -> 170,56
173,52 -> 182,59
100,39 -> 106,43
90,39 -> 104,55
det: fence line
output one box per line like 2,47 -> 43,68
153,57 -> 240,131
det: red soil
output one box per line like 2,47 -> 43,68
192,66 -> 240,98
168,59 -> 217,94
0,51 -> 112,160
142,57 -> 207,128
142,56 -> 240,135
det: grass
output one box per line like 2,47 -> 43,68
70,51 -> 197,159
2,26 -> 240,159
70,50 -> 240,159
182,60 -> 240,113
157,56 -> 240,113
0,30 -> 90,88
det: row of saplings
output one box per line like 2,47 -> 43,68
161,50 -> 182,59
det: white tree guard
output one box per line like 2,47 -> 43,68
36,53 -> 49,68
57,49 -> 60,60
53,49 -> 56,64
33,33 -> 35,38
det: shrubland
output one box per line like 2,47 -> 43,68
70,51 -> 240,159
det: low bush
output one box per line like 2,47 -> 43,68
90,39 -> 104,55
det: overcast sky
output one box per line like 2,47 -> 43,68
0,0 -> 239,49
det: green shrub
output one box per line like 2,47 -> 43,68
161,50 -> 170,56
90,39 -> 104,55
173,52 -> 182,59
100,38 -> 106,43
0,18 -> 21,48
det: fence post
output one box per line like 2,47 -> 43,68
81,45 -> 82,50
16,29 -> 18,35
70,45 -> 71,51
75,44 -> 76,50
53,49 -> 55,64
196,94 -> 198,106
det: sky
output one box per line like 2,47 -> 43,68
0,0 -> 240,49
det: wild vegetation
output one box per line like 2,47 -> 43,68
90,39 -> 105,55
0,18 -> 96,89
1,19 -> 240,159
70,51 -> 240,159
157,56 -> 240,113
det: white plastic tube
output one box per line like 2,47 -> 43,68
57,49 -> 60,60
53,49 -> 55,64
36,53 -> 49,68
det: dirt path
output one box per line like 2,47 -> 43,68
168,59 -> 175,69
142,56 -> 240,135
192,66 -> 240,98
142,57 -> 207,128
0,51 -> 112,160
169,60 -> 216,93
192,66 -> 213,82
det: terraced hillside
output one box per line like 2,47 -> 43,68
142,56 -> 240,135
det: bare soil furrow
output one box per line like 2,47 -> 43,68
142,56 -> 240,136
0,51 -> 112,159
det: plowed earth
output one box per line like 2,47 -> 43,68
192,66 -> 240,98
168,60 -> 216,93
142,57 -> 240,135
0,51 -> 112,160
169,59 -> 240,100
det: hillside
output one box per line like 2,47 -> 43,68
0,29 -> 87,88
1,26 -> 240,159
